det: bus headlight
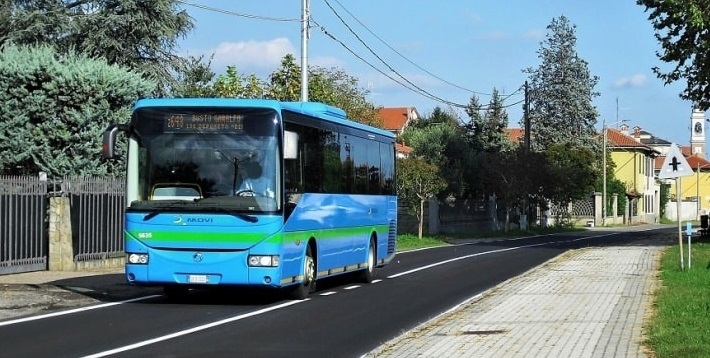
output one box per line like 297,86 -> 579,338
248,255 -> 279,267
128,253 -> 149,264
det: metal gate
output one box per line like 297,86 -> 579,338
0,176 -> 48,274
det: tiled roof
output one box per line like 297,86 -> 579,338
377,107 -> 410,132
505,128 -> 525,143
606,128 -> 655,152
654,153 -> 710,171
395,142 -> 413,155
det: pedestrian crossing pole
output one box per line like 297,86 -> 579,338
659,144 -> 692,271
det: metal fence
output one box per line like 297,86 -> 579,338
64,177 -> 125,262
0,175 -> 125,274
0,176 -> 48,274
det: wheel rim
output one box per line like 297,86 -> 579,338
304,255 -> 315,284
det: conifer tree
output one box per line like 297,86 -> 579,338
523,16 -> 600,153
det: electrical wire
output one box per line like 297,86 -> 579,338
319,1 -> 471,108
175,0 -> 301,22
175,0 -> 524,111
328,0 -> 492,96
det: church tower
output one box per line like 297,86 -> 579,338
691,108 -> 706,158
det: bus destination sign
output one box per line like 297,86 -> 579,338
164,113 -> 244,133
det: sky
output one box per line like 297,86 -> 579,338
176,0 -> 696,146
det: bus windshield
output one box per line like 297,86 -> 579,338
129,107 -> 281,214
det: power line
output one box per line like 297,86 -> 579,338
175,0 -> 523,111
319,0 -> 473,108
328,0 -> 492,96
311,19 -> 467,108
175,0 -> 301,22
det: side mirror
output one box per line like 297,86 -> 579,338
102,124 -> 129,159
284,130 -> 299,160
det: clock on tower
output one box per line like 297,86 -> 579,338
691,108 -> 706,157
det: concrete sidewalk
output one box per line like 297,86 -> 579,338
363,245 -> 662,358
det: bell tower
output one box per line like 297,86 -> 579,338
691,108 -> 706,158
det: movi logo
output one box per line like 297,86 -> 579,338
186,217 -> 214,223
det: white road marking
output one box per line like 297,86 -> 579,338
320,291 -> 337,296
81,299 -> 305,358
388,233 -> 617,279
371,279 -> 382,284
0,295 -> 161,327
344,285 -> 360,290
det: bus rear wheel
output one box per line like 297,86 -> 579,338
358,238 -> 376,283
290,244 -> 316,300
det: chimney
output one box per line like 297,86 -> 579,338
633,126 -> 641,142
619,123 -> 629,136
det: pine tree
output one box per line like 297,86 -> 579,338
0,45 -> 154,176
465,89 -> 514,152
2,0 -> 193,95
523,16 -> 600,153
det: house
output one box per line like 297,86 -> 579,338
504,128 -> 525,144
605,126 -> 661,224
655,152 -> 710,220
377,107 -> 420,137
377,107 -> 419,158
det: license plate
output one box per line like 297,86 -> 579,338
188,275 -> 209,284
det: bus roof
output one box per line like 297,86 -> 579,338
133,98 -> 394,139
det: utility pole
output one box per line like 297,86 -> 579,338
300,0 -> 310,102
522,81 -> 530,230
602,118 -> 607,226
524,81 -> 530,153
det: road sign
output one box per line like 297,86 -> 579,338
658,144 -> 694,179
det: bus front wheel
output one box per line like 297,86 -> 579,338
290,244 -> 316,300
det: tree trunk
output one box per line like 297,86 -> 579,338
504,208 -> 510,231
418,198 -> 425,239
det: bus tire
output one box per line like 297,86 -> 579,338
290,243 -> 316,300
358,238 -> 376,283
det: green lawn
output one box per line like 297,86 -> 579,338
646,241 -> 710,357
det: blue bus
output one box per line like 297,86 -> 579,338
103,99 -> 397,299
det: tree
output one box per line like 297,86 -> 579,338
412,106 -> 458,129
397,157 -> 447,239
267,54 -> 382,127
2,0 -> 193,95
0,45 -> 154,176
399,116 -> 471,199
523,16 -> 600,153
542,142 -> 598,207
212,66 -> 267,99
464,89 -> 515,153
172,55 -> 217,98
638,0 -> 710,109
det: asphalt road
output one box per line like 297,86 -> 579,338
0,227 -> 674,358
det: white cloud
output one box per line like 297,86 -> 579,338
613,73 -> 647,89
523,29 -> 545,41
211,37 -> 296,72
475,31 -> 509,41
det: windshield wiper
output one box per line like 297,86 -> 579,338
143,210 -> 162,221
210,207 -> 258,223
